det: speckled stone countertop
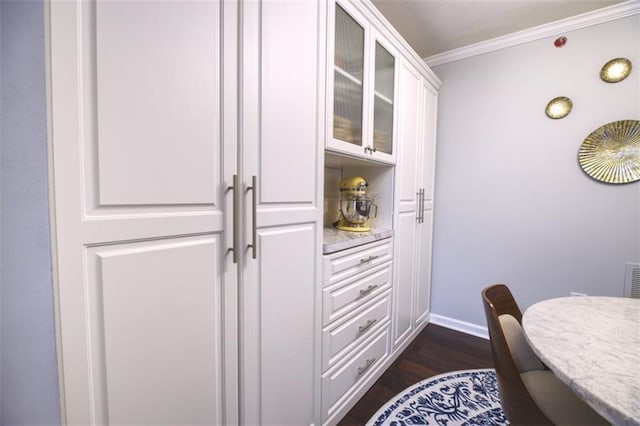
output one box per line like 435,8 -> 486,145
323,227 -> 393,254
522,296 -> 640,426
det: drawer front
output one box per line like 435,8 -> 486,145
322,292 -> 391,371
321,325 -> 390,421
323,263 -> 391,326
323,238 -> 393,286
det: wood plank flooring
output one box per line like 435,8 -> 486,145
338,323 -> 495,425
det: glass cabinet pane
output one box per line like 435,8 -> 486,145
372,42 -> 394,155
333,5 -> 364,146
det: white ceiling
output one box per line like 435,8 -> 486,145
370,0 -> 627,58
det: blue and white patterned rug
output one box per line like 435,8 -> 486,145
367,369 -> 509,425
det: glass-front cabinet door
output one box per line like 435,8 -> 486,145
328,1 -> 397,164
372,40 -> 395,156
333,4 -> 365,147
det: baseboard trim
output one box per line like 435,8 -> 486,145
430,314 -> 488,340
424,0 -> 640,67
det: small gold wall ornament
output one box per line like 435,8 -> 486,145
578,120 -> 640,184
545,96 -> 573,119
600,58 -> 632,83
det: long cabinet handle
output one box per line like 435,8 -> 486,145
420,188 -> 425,224
227,175 -> 239,263
416,190 -> 421,222
357,357 -> 376,376
247,175 -> 257,259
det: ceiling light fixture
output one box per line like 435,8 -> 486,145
600,58 -> 632,83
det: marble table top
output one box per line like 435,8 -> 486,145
522,296 -> 640,426
323,227 -> 393,254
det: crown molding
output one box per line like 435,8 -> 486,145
424,0 -> 640,67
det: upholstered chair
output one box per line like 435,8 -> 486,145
482,284 -> 608,425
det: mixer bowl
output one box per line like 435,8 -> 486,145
339,197 -> 376,224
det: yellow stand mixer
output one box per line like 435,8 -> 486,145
335,176 -> 377,232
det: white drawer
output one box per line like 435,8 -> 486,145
323,238 -> 393,287
322,292 -> 391,372
322,263 -> 391,326
321,325 -> 390,422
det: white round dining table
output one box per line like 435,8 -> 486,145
522,296 -> 640,426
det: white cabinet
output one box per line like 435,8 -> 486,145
47,1 -> 323,424
239,1 -> 324,424
320,2 -> 440,424
321,240 -> 393,424
327,0 -> 397,164
392,59 -> 438,350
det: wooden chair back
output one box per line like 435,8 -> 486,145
482,284 -> 553,425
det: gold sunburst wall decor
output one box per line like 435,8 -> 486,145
600,58 -> 632,83
545,96 -> 573,119
578,120 -> 640,184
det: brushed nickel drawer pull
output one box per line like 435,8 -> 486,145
359,284 -> 378,297
358,318 -> 377,333
357,357 -> 376,376
359,255 -> 379,264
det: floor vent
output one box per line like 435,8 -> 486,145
624,263 -> 640,298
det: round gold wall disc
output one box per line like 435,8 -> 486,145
545,96 -> 572,119
600,58 -> 632,83
578,120 -> 640,184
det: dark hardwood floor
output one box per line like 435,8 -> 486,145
338,323 -> 494,425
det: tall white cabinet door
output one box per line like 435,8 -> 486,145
414,83 -> 438,325
239,1 -> 324,425
392,61 -> 422,348
48,1 -> 237,424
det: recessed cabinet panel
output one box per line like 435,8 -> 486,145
393,212 -> 416,346
260,0 -> 318,204
397,62 -> 421,205
95,1 -> 220,206
90,236 -> 223,425
254,224 -> 317,425
415,209 -> 433,325
422,84 -> 437,202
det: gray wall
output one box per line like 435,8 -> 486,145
431,14 -> 640,329
1,1 -> 61,424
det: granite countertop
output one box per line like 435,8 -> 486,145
522,296 -> 640,425
323,226 -> 393,254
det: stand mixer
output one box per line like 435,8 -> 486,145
335,176 -> 377,232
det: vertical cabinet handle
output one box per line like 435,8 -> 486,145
416,188 -> 425,224
420,188 -> 425,224
416,188 -> 425,223
228,175 -> 239,263
247,175 -> 257,259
